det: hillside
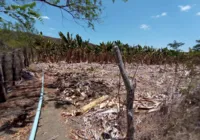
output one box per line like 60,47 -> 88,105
0,30 -> 97,51
0,30 -> 62,49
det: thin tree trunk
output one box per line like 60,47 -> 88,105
114,46 -> 135,140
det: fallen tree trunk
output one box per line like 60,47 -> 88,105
114,46 -> 135,140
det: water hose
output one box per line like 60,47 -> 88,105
29,71 -> 44,140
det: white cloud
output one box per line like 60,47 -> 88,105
196,12 -> 200,16
152,15 -> 160,18
140,24 -> 150,30
161,12 -> 167,16
41,16 -> 50,19
152,12 -> 167,18
178,5 -> 191,12
50,27 -> 55,30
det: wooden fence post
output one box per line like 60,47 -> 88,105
12,49 -> 22,85
114,46 -> 135,140
0,53 -> 7,103
23,47 -> 30,67
2,52 -> 13,88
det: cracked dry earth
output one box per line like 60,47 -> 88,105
0,62 -> 197,140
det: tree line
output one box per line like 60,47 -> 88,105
33,31 -> 200,65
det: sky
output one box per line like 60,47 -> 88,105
32,0 -> 200,51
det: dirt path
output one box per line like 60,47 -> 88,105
36,96 -> 68,140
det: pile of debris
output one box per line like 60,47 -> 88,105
64,95 -> 165,139
50,71 -> 166,139
38,62 -> 185,139
51,72 -> 113,107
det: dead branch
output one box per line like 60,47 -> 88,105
114,46 -> 135,140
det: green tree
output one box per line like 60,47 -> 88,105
192,39 -> 200,51
0,1 -> 41,32
1,0 -> 128,30
34,0 -> 128,29
167,40 -> 184,52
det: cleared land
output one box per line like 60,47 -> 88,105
0,62 -> 199,140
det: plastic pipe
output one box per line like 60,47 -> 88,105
29,71 -> 44,140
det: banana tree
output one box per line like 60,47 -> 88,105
192,39 -> 200,52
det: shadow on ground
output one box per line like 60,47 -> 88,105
0,80 -> 41,137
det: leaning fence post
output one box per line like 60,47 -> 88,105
114,46 -> 135,140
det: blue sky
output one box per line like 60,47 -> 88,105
34,0 -> 200,51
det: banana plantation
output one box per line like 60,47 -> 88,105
33,31 -> 200,65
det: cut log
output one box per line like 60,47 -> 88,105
77,95 -> 109,115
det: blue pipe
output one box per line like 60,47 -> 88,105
29,71 -> 44,140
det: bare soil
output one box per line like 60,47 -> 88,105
0,77 -> 41,140
36,99 -> 68,140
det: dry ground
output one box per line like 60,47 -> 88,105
0,62 -> 199,140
